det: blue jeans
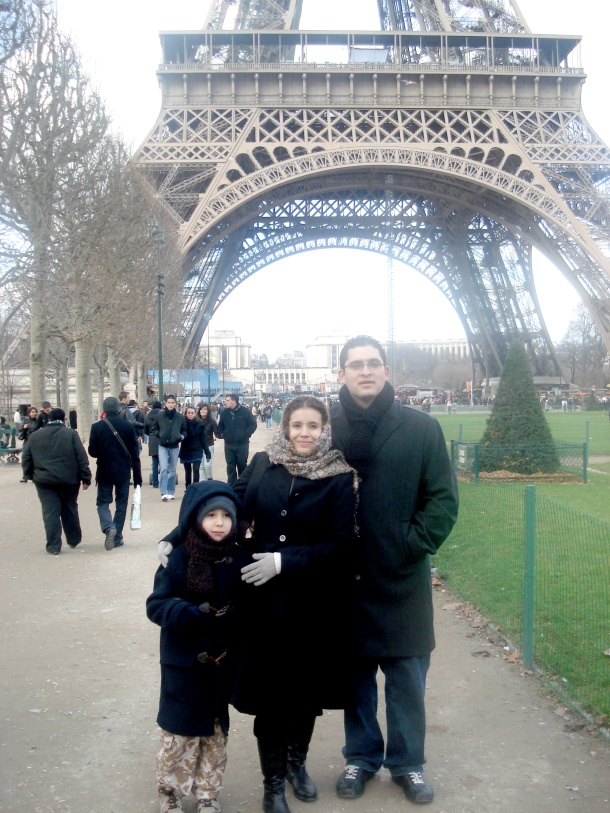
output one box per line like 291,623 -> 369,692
343,655 -> 430,775
265,417 -> 272,429
151,454 -> 159,487
96,480 -> 130,544
158,446 -> 179,495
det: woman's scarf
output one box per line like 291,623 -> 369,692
266,424 -> 358,490
338,381 -> 396,465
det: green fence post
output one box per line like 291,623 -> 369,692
583,442 -> 588,484
523,485 -> 536,670
585,419 -> 590,461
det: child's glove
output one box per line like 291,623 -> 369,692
241,552 -> 280,586
157,540 -> 173,567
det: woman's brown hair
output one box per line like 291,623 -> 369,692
281,396 -> 328,438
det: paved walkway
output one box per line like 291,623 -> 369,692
0,422 -> 609,813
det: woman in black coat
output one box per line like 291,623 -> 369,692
198,404 -> 218,480
232,395 -> 358,813
179,406 -> 210,488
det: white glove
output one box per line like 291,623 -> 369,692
241,552 -> 279,586
157,540 -> 173,567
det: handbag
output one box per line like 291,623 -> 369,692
130,485 -> 142,530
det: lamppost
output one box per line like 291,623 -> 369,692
153,227 -> 165,402
204,311 -> 211,405
221,345 -> 226,396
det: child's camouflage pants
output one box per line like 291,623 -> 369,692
156,720 -> 227,801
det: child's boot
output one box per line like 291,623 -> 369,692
159,789 -> 182,812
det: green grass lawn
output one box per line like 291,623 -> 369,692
433,477 -> 610,721
435,410 -> 610,456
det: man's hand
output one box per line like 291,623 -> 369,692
157,540 -> 173,567
134,478 -> 143,488
241,553 -> 278,586
82,483 -> 90,491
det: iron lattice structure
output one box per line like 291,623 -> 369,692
133,0 -> 610,375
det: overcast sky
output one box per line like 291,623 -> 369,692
56,0 -> 610,359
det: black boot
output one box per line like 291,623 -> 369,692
257,738 -> 292,813
287,716 -> 318,802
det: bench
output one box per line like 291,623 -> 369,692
0,445 -> 22,464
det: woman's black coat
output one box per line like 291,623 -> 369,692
179,418 -> 210,463
230,453 -> 357,715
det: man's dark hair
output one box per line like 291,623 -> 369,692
41,401 -> 51,409
339,335 -> 387,370
103,397 -> 120,414
49,408 -> 65,422
226,393 -> 239,404
118,391 -> 129,401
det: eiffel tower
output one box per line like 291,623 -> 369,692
133,0 -> 610,378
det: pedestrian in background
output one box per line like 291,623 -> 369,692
179,406 -> 211,489
35,401 -> 52,430
21,408 -> 91,555
198,404 -> 218,480
88,397 -> 142,551
148,395 -> 187,501
216,394 -> 257,486
146,401 -> 163,488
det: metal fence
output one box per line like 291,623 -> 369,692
433,480 -> 610,732
436,412 -> 610,457
451,440 -> 587,482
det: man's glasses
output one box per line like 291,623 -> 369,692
344,359 -> 384,372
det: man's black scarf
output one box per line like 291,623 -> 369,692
338,381 -> 396,466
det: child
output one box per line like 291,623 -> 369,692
147,481 -> 248,813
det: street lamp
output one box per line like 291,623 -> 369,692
204,311 -> 211,405
153,227 -> 165,402
221,345 -> 226,396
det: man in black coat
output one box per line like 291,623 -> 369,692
88,397 -> 142,551
22,408 -> 91,555
332,336 -> 459,805
216,394 -> 257,486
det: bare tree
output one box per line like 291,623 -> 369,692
0,4 -> 110,405
557,303 -> 609,387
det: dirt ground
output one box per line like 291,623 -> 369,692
1,424 -> 609,813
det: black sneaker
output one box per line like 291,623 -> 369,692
336,765 -> 375,799
392,771 -> 434,804
104,527 -> 117,551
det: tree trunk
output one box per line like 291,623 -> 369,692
74,337 -> 94,443
136,362 -> 146,403
107,347 -> 122,397
59,352 -> 70,411
30,284 -> 46,407
95,346 -> 106,417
